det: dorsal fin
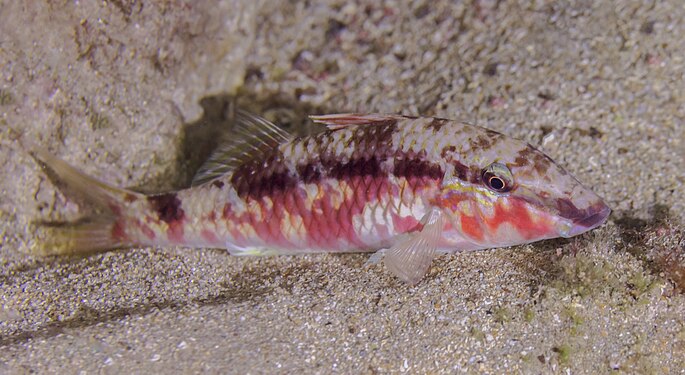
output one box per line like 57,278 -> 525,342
309,113 -> 408,130
191,110 -> 292,186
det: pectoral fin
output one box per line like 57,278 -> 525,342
384,209 -> 443,285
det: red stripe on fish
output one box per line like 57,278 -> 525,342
484,198 -> 553,240
460,214 -> 484,242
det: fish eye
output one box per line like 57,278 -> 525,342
488,175 -> 505,190
481,163 -> 513,193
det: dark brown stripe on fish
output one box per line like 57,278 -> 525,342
297,163 -> 321,184
394,158 -> 443,180
148,193 -> 185,223
232,121 -> 399,198
231,165 -> 298,199
329,157 -> 384,179
230,147 -> 299,199
236,157 -> 387,198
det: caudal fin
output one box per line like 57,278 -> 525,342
28,146 -> 144,256
31,218 -> 122,256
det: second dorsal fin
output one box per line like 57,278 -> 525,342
191,110 -> 292,186
309,113 -> 407,130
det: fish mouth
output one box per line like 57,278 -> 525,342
562,202 -> 611,238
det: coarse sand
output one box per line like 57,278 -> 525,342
1,1 -> 684,373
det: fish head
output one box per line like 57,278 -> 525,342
437,132 -> 610,247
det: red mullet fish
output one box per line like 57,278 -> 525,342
29,112 -> 610,284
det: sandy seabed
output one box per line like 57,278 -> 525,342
1,1 -> 684,373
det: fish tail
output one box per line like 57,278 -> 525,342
28,145 -> 143,256
30,218 -> 121,256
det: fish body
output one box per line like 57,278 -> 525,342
30,113 -> 610,284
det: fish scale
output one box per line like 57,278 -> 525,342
28,112 -> 610,284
